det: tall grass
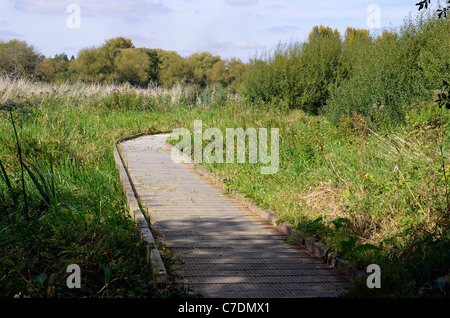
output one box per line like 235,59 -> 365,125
186,99 -> 449,297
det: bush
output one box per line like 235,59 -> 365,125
240,25 -> 341,114
324,11 -> 450,128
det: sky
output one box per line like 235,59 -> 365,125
0,0 -> 427,62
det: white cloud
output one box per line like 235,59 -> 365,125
0,30 -> 24,39
268,25 -> 300,33
225,0 -> 258,6
11,0 -> 171,19
230,41 -> 257,49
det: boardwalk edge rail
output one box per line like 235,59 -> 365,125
113,131 -> 171,286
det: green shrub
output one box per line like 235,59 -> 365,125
324,11 -> 449,128
240,25 -> 341,114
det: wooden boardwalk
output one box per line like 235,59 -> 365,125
119,134 -> 349,298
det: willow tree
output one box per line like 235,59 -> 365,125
156,50 -> 189,88
69,37 -> 151,85
186,52 -> 221,87
298,25 -> 342,114
34,54 -> 69,83
0,39 -> 43,77
113,48 -> 150,86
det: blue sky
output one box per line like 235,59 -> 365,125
0,1 -> 428,62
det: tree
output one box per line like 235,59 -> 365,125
34,58 -> 66,82
156,50 -> 189,88
186,52 -> 221,87
138,48 -> 161,84
206,59 -> 227,86
336,28 -> 372,82
113,48 -> 150,86
54,53 -> 69,62
105,37 -> 134,50
414,0 -> 449,97
69,46 -> 110,83
69,37 -> 148,85
65,37 -> 244,88
299,25 -> 342,114
226,58 -> 246,84
0,39 -> 44,77
34,53 -> 70,82
206,57 -> 246,87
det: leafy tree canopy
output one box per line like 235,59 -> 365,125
0,39 -> 44,77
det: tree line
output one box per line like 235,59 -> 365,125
0,37 -> 246,89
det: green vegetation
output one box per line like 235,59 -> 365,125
241,25 -> 342,115
235,10 -> 449,297
0,5 -> 449,298
241,11 -> 450,128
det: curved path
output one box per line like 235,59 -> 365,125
119,134 -> 349,298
